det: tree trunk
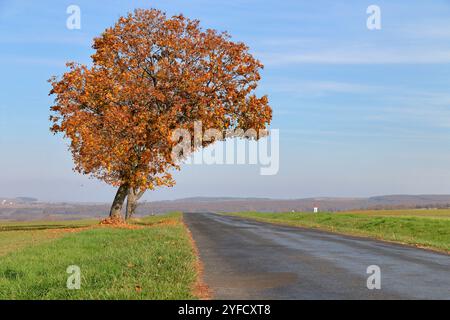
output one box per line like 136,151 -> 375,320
125,190 -> 136,220
125,189 -> 146,220
109,184 -> 129,219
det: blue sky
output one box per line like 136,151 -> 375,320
1,0 -> 450,202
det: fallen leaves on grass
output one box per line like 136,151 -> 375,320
99,217 -> 143,230
46,227 -> 91,236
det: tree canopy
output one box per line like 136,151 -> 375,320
49,8 -> 272,219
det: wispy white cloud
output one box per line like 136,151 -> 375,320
259,46 -> 450,65
264,79 -> 380,95
375,92 -> 450,129
253,19 -> 450,66
283,127 -> 450,143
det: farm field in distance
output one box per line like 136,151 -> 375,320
343,208 -> 450,218
226,209 -> 450,253
0,219 -> 95,256
0,212 -> 200,300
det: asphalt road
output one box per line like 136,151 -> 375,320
183,212 -> 450,300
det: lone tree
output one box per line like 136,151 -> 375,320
49,9 -> 272,221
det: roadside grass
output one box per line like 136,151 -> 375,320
341,208 -> 450,218
0,212 -> 199,299
0,219 -> 96,231
226,211 -> 450,253
131,212 -> 181,226
0,230 -> 70,257
0,220 -> 97,257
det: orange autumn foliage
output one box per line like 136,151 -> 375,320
49,8 -> 272,211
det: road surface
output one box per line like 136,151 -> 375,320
183,212 -> 450,299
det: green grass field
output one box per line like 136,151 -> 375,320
343,208 -> 450,218
0,213 -> 199,299
226,209 -> 450,253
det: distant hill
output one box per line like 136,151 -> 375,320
0,197 -> 38,204
14,197 -> 38,203
171,197 -> 273,202
144,194 -> 450,213
2,194 -> 450,221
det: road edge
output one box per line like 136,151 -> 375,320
181,213 -> 212,300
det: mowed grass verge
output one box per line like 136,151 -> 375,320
226,211 -> 450,253
0,212 -> 199,299
0,219 -> 97,257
